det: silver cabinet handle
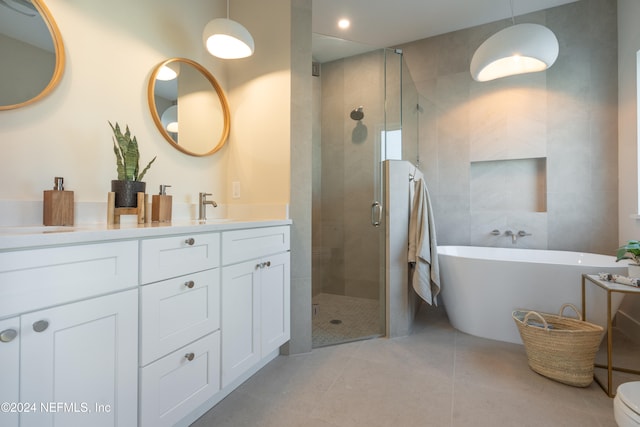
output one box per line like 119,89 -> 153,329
264,261 -> 271,268
33,320 -> 49,333
184,280 -> 195,289
184,237 -> 195,246
0,329 -> 17,343
371,201 -> 382,227
185,353 -> 195,361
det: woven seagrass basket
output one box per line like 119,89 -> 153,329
512,303 -> 604,387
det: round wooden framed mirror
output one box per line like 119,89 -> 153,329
148,58 -> 230,157
0,0 -> 65,110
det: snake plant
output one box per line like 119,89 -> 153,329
109,121 -> 156,181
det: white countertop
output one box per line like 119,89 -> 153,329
0,219 -> 292,251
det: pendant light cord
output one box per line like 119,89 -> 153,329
509,0 -> 515,25
227,0 -> 230,19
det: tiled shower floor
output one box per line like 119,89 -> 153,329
312,293 -> 382,347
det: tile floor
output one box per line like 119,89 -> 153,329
192,304 -> 635,427
312,293 -> 382,347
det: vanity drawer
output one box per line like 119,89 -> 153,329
221,226 -> 290,266
139,331 -> 220,427
140,232 -> 220,284
140,269 -> 220,366
0,241 -> 138,318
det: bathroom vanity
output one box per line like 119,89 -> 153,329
0,219 -> 291,427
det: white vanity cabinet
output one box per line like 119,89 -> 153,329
0,219 -> 291,427
0,241 -> 139,427
220,226 -> 290,388
139,232 -> 221,427
0,317 -> 19,427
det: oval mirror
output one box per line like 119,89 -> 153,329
0,0 -> 65,110
148,58 -> 230,157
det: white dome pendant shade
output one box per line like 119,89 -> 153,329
203,18 -> 254,59
470,23 -> 559,82
161,105 -> 178,134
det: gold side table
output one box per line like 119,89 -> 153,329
581,274 -> 640,397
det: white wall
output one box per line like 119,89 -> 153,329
0,0 -> 292,225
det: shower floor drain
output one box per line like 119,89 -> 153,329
330,319 -> 342,325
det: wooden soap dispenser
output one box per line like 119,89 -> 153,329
43,177 -> 74,226
152,184 -> 172,223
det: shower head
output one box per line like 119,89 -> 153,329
350,106 -> 364,121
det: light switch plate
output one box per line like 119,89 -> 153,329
232,181 -> 240,199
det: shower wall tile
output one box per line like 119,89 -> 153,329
435,30 -> 470,76
316,50 -> 387,299
470,212 -> 547,249
433,195 -> 470,246
400,0 -> 618,254
469,212 -> 508,247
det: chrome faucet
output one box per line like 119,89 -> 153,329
198,192 -> 217,221
504,230 -> 532,243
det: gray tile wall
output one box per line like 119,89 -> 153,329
313,50 -> 386,300
399,0 -> 618,254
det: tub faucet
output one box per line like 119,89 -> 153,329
198,192 -> 217,221
518,230 -> 532,238
505,230 -> 517,244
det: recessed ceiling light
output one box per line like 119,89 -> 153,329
338,18 -> 350,29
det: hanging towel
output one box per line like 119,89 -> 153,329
408,178 -> 441,305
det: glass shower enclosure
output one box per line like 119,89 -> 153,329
311,34 -> 416,347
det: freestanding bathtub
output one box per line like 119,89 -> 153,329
437,246 -> 629,345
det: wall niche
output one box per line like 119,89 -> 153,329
470,157 -> 547,213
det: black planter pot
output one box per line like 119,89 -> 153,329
111,180 -> 146,208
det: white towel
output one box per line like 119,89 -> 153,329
408,178 -> 440,305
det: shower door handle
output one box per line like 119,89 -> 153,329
371,201 -> 382,227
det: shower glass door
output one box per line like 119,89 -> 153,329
312,35 -> 402,347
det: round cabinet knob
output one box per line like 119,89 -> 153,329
0,329 -> 17,343
184,280 -> 195,289
33,320 -> 49,333
184,238 -> 195,246
184,353 -> 195,361
256,263 -> 262,269
264,261 -> 271,267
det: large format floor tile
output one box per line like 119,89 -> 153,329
193,305 -> 627,427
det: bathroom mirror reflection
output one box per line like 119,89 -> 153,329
148,58 -> 230,157
0,0 -> 65,110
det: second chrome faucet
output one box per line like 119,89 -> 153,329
198,192 -> 218,221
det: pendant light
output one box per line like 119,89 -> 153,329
470,1 -> 558,82
161,105 -> 178,134
203,0 -> 254,59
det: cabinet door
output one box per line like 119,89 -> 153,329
0,317 -> 19,427
140,332 -> 220,427
20,290 -> 138,427
221,260 -> 260,388
260,252 -> 290,357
